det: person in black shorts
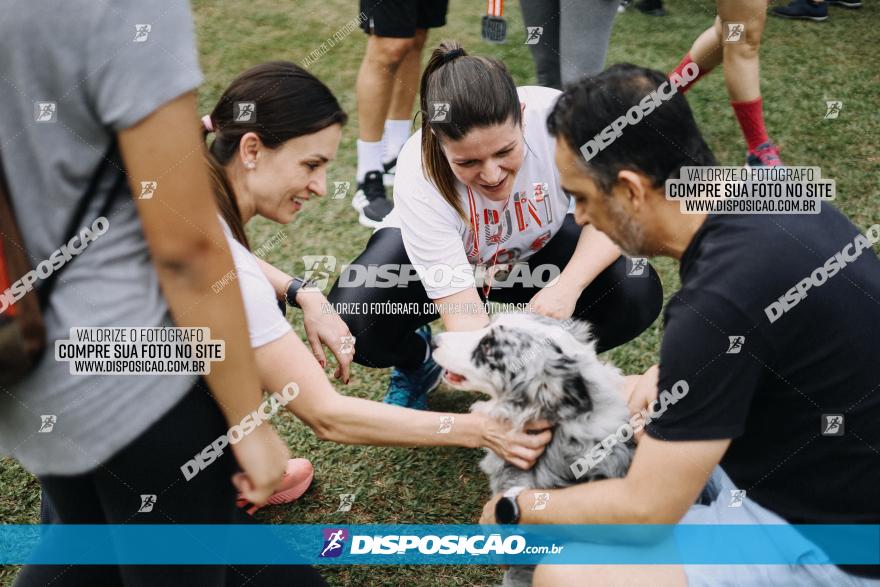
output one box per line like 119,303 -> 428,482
352,0 -> 449,228
482,63 -> 880,586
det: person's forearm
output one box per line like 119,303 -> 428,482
557,222 -> 620,291
312,394 -> 484,449
256,257 -> 292,300
437,288 -> 490,332
256,257 -> 325,309
518,477 -> 659,525
257,331 -> 484,449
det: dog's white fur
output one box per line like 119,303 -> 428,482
433,313 -> 634,586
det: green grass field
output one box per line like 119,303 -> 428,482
1,0 -> 878,585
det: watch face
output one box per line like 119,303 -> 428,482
495,497 -> 517,524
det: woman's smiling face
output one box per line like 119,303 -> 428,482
246,123 -> 342,224
440,116 -> 524,202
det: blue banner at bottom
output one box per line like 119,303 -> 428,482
1,524 -> 878,565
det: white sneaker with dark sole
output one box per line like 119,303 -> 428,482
352,170 -> 393,228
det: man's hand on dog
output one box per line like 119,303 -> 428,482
479,491 -> 506,525
481,417 -> 554,470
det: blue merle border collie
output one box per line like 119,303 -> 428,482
432,313 -> 634,586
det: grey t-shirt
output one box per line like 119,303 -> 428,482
0,1 -> 203,475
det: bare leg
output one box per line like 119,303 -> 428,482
688,16 -> 724,74
717,0 -> 767,102
387,29 -> 427,121
356,35 -> 416,142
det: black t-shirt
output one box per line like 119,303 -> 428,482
646,206 -> 880,578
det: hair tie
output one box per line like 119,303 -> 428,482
201,114 -> 214,133
442,48 -> 465,63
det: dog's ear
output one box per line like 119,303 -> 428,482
537,354 -> 594,416
561,372 -> 593,413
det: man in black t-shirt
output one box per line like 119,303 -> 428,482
477,64 -> 880,586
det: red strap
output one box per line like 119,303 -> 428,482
466,186 -> 480,259
487,0 -> 503,17
0,238 -> 16,317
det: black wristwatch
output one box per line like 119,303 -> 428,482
495,486 -> 526,524
285,276 -> 318,308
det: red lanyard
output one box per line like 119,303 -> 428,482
467,186 -> 511,299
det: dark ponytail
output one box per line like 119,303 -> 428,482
419,41 -> 520,220
203,61 -> 347,249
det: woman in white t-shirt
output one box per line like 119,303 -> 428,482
327,41 -> 663,408
202,62 -> 552,509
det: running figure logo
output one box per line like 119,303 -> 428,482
525,27 -> 543,45
532,492 -> 550,511
34,102 -> 57,123
824,101 -> 843,120
728,489 -> 746,508
38,415 -> 57,433
302,255 -> 337,290
339,335 -> 355,355
138,494 -> 157,513
627,257 -> 647,277
726,336 -> 745,354
234,102 -> 256,123
337,493 -> 356,512
320,528 -> 348,558
429,102 -> 450,123
437,415 -> 455,434
332,181 -> 350,199
821,414 -> 844,436
133,24 -> 151,42
139,181 -> 158,200
725,23 -> 745,43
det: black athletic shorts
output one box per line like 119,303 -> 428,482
359,0 -> 449,38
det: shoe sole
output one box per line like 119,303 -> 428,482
770,12 -> 828,20
828,1 -> 861,6
352,192 -> 389,228
352,192 -> 367,212
357,209 -> 385,229
239,470 -> 314,515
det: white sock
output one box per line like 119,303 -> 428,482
382,119 -> 411,163
356,139 -> 384,183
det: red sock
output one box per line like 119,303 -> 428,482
670,53 -> 711,93
731,97 -> 770,152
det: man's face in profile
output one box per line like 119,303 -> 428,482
555,138 -> 647,257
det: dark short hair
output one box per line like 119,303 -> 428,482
547,63 -> 716,194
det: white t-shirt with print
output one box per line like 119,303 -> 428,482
380,86 -> 573,299
219,219 -> 293,348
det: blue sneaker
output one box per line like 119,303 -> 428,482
384,326 -> 443,410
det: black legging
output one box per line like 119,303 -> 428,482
328,215 -> 663,370
18,380 -> 325,587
